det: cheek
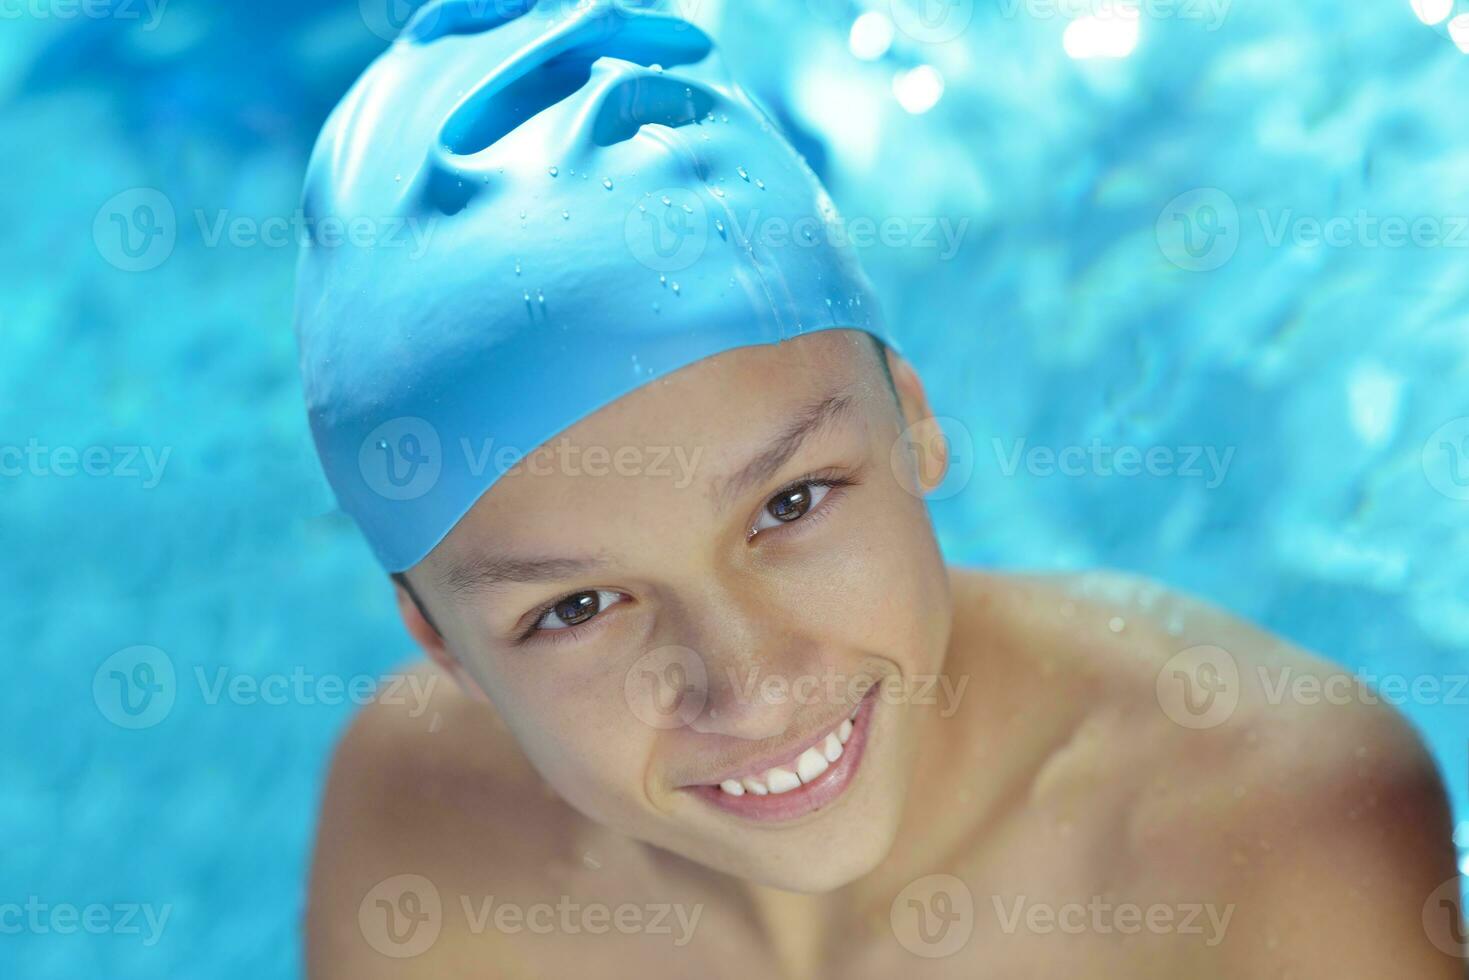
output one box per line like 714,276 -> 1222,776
484,661 -> 663,821
815,480 -> 951,666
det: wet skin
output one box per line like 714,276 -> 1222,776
306,332 -> 1462,978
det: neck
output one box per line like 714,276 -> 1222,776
744,570 -> 1081,971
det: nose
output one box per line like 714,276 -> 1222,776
673,588 -> 828,743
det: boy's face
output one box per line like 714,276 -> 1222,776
404,329 -> 953,892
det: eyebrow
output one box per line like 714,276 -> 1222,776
713,388 -> 860,511
437,555 -> 607,599
437,386 -> 860,598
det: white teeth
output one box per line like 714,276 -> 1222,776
715,711 -> 860,799
795,747 -> 829,783
822,733 -> 843,763
765,767 -> 801,794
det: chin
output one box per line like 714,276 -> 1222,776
655,689 -> 913,892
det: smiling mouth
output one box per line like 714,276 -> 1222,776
684,688 -> 877,822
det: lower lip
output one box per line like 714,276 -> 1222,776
686,690 -> 877,823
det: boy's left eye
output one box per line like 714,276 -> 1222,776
750,481 -> 835,534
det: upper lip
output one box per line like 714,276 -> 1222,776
681,693 -> 866,788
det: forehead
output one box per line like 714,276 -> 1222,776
423,330 -> 882,569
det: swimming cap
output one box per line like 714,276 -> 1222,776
294,0 -> 893,572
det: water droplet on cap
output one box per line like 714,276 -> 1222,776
548,166 -> 559,177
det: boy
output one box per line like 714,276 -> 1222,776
295,3 -> 1462,976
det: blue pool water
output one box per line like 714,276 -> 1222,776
1,0 -> 1465,975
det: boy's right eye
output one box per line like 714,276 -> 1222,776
534,589 -> 625,632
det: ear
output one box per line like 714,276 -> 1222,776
393,576 -> 491,703
885,348 -> 950,495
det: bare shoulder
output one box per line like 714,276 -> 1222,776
951,568 -> 1461,975
304,659 -> 590,977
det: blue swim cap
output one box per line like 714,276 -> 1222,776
294,0 -> 893,572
